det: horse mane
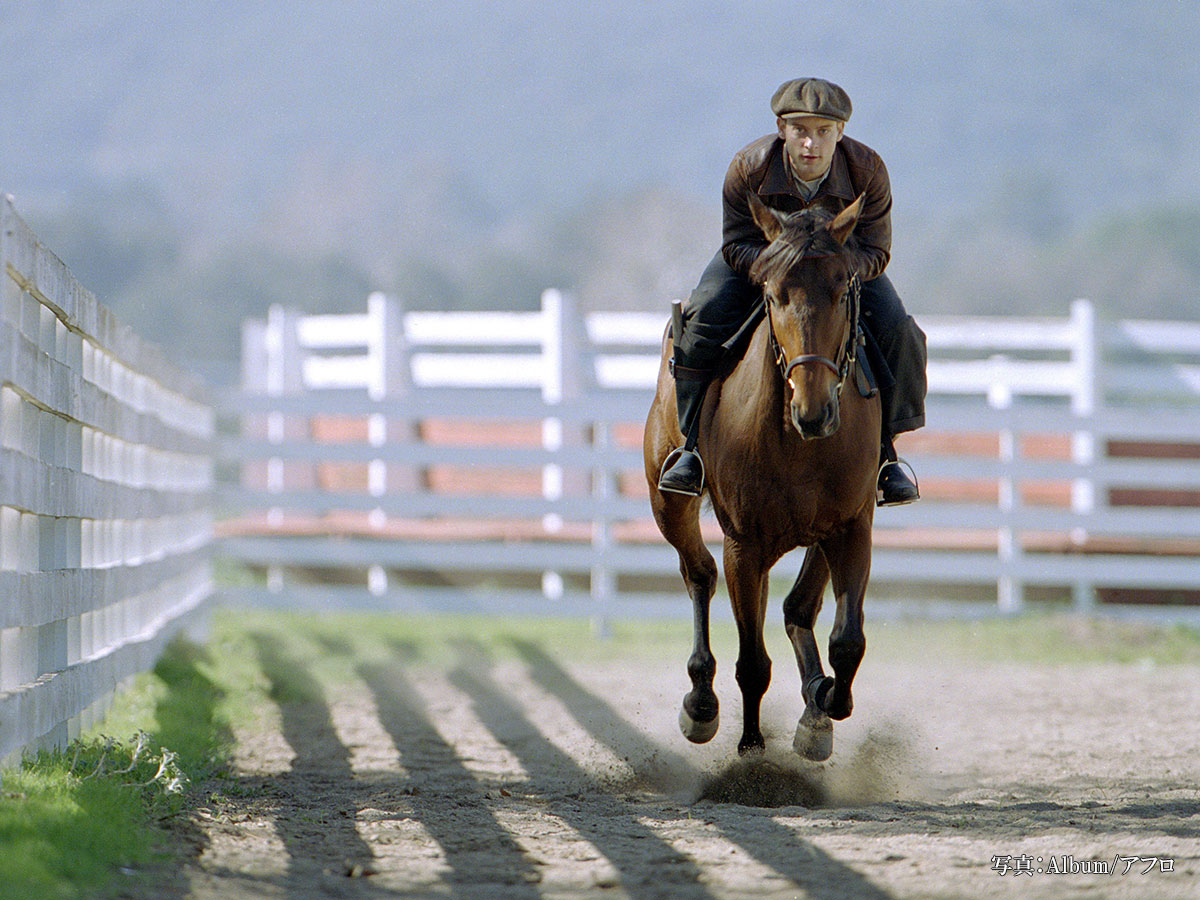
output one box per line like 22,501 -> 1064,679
749,206 -> 854,285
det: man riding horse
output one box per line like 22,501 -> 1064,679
658,77 -> 927,505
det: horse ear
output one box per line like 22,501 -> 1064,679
829,193 -> 865,245
748,193 -> 784,242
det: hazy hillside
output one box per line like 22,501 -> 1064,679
2,1 -> 1198,375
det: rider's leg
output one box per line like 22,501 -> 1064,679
658,365 -> 710,495
859,274 -> 927,506
658,253 -> 760,496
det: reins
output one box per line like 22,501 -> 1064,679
768,272 -> 861,396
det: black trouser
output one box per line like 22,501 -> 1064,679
677,252 -> 927,439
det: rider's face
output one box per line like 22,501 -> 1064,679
777,116 -> 845,183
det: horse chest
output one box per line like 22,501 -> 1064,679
708,458 -> 859,551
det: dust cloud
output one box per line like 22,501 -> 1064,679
693,724 -> 922,808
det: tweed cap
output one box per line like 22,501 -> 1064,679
771,78 -> 852,122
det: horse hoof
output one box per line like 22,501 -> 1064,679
679,705 -> 719,744
737,735 -> 766,757
794,708 -> 833,761
824,694 -> 853,721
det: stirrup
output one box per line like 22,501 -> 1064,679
658,446 -> 705,496
876,457 -> 919,507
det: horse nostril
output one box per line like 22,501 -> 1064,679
824,403 -> 840,436
791,401 -> 839,439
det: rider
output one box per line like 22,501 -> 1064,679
658,77 -> 927,506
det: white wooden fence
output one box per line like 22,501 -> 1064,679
219,289 -> 1200,624
0,197 -> 213,764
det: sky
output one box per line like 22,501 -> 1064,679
3,0 -> 1198,226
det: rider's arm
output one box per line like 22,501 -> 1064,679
720,152 -> 769,279
848,151 -> 892,282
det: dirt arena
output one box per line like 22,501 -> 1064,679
150,614 -> 1199,899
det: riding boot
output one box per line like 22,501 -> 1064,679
877,435 -> 920,507
658,367 -> 712,496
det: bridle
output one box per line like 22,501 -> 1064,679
767,271 -> 861,396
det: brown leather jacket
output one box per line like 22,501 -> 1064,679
721,133 -> 893,283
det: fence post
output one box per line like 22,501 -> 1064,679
541,290 -> 567,601
1069,299 -> 1098,610
989,362 -> 1024,613
575,308 -> 615,638
264,305 -> 306,592
369,292 -> 411,397
541,289 -> 562,602
541,288 -> 592,613
241,318 -> 269,394
590,414 -> 615,639
365,292 -> 412,596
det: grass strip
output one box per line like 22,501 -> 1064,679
0,630 -> 255,900
225,607 -> 1200,668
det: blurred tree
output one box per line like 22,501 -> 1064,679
987,170 -> 1070,242
112,247 -> 373,375
1064,206 -> 1200,320
549,188 -> 718,313
18,175 -> 1200,383
31,180 -> 181,308
908,202 -> 1200,321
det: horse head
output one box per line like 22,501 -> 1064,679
748,193 -> 863,440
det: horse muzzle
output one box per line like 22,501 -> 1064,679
791,397 -> 840,440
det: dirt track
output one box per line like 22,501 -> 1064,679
154,620 -> 1199,900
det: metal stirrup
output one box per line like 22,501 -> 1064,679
658,447 -> 705,495
878,456 -> 919,489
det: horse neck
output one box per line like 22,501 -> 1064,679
737,319 -> 789,436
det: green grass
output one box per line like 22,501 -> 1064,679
0,628 -> 264,900
0,764 -> 159,900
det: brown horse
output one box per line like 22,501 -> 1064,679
643,194 -> 879,761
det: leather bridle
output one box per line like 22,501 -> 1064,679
767,272 -> 861,397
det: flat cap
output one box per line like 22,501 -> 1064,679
771,78 -> 852,122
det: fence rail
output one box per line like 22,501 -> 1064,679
218,290 -> 1200,624
0,196 -> 213,764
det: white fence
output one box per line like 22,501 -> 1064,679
218,289 -> 1200,624
0,197 -> 214,763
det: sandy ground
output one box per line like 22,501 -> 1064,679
146,631 -> 1200,900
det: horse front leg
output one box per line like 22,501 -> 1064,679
782,545 -> 835,760
652,491 -> 721,743
646,386 -> 721,744
724,539 -> 771,756
817,513 -> 873,721
680,552 -> 720,744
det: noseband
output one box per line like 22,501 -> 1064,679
767,272 -> 862,396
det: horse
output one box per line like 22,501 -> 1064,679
642,193 -> 880,761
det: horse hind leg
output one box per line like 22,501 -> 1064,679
652,490 -> 721,744
783,546 -> 835,761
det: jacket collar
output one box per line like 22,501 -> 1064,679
757,138 -> 855,203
